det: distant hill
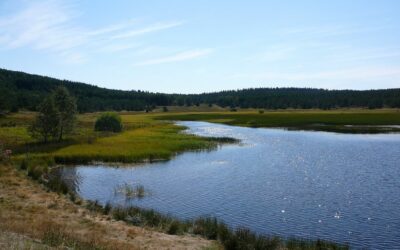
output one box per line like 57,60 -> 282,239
1,68 -> 399,112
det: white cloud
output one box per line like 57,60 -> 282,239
0,0 -> 186,64
134,49 -> 213,66
111,21 -> 183,40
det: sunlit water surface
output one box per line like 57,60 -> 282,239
56,121 -> 400,249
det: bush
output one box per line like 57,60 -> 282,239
27,165 -> 47,180
19,157 -> 29,170
94,113 -> 123,132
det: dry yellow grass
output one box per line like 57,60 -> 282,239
0,164 -> 217,250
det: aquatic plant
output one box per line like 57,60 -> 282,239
114,183 -> 146,199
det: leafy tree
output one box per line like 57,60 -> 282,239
29,97 -> 59,143
53,86 -> 77,141
94,112 -> 123,132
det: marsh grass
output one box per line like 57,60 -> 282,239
157,110 -> 400,133
42,224 -> 103,250
114,183 -> 146,199
105,204 -> 348,250
1,112 -> 235,164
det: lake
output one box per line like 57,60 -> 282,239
56,121 -> 400,249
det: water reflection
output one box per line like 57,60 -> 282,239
54,121 -> 400,249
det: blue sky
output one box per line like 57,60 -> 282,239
0,0 -> 399,93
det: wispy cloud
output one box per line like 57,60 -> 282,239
0,0 -> 186,64
134,49 -> 213,66
111,21 -> 183,40
281,24 -> 385,38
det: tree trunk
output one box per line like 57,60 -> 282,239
58,125 -> 63,141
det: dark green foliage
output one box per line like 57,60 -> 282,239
47,174 -> 69,194
85,200 -> 104,213
193,217 -> 219,239
27,165 -> 47,180
29,96 -> 60,142
53,86 -> 77,141
1,68 -> 399,112
162,106 -> 168,112
167,221 -> 181,235
103,202 -> 112,215
28,86 -> 77,143
94,113 -> 123,132
19,156 -> 29,170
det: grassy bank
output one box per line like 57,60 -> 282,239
156,109 -> 400,133
0,164 -> 215,249
88,201 -> 349,250
1,112 -> 235,164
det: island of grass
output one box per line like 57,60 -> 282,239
156,108 -> 400,133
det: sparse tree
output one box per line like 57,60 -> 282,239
53,86 -> 77,141
29,97 -> 59,143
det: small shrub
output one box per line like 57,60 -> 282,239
27,165 -> 47,180
167,221 -> 181,235
19,157 -> 29,170
162,106 -> 169,112
47,174 -> 69,194
103,202 -> 112,215
94,113 -> 123,132
85,200 -> 103,213
87,135 -> 97,144
258,110 -> 264,114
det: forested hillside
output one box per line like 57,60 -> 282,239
1,68 -> 399,112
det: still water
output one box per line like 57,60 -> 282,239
57,121 -> 400,249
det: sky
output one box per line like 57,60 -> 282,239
0,0 -> 399,93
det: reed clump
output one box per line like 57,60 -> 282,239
114,183 -> 146,199
102,203 -> 349,250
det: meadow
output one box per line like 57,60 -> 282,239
156,109 -> 400,133
1,112 -> 234,165
2,109 -> 400,165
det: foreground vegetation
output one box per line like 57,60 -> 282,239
85,200 -> 348,250
0,164 -> 214,249
157,109 -> 400,133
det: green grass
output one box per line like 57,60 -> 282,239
156,109 -> 400,133
1,112 -> 233,164
52,122 -> 220,164
97,202 -> 348,250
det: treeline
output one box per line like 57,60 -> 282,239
184,88 -> 400,109
1,68 -> 399,112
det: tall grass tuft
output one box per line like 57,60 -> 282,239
114,183 -> 146,199
95,202 -> 349,250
